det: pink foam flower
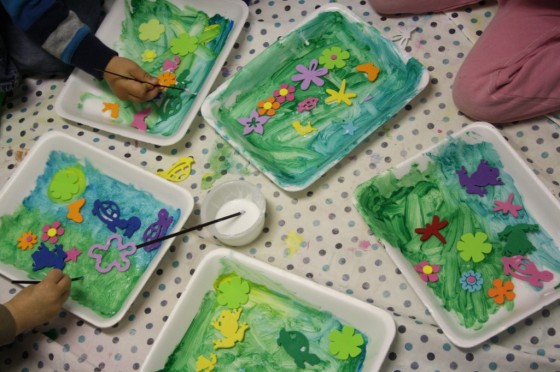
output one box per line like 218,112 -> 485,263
273,83 -> 295,103
414,260 -> 440,282
41,221 -> 65,244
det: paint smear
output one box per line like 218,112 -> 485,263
285,230 -> 305,257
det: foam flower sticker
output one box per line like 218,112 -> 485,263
237,110 -> 270,135
41,221 -> 64,244
414,261 -> 440,283
273,83 -> 296,103
291,59 -> 328,90
460,270 -> 484,292
17,231 -> 37,251
87,233 -> 137,273
257,96 -> 280,116
319,47 -> 350,69
157,71 -> 177,89
328,325 -> 364,360
456,232 -> 492,263
488,278 -> 515,305
170,33 -> 199,56
138,19 -> 165,42
217,276 -> 250,309
142,49 -> 157,63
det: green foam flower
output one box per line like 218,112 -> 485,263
216,276 -> 250,309
138,19 -> 165,42
457,232 -> 492,263
319,46 -> 350,69
170,33 -> 199,56
328,325 -> 364,360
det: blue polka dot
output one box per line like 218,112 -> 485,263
405,342 -> 413,351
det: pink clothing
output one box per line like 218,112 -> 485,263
368,0 -> 560,123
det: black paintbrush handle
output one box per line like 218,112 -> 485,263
12,276 -> 84,284
98,69 -> 193,93
136,211 -> 243,249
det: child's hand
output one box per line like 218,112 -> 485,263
5,270 -> 71,334
103,56 -> 160,103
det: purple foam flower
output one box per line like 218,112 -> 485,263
237,110 -> 270,135
291,59 -> 328,90
88,234 -> 137,273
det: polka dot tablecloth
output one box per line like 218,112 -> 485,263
1,1 -> 559,371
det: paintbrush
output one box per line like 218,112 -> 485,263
136,211 -> 245,249
97,69 -> 196,94
11,213 -> 243,283
12,276 -> 84,284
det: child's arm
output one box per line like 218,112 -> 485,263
0,0 -> 157,102
1,269 -> 71,346
0,303 -> 17,346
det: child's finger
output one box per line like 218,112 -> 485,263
57,274 -> 71,292
43,269 -> 64,284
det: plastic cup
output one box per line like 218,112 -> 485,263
201,180 -> 266,247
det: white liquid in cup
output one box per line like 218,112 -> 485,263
215,198 -> 261,236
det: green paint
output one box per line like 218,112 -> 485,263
0,152 -> 180,317
201,141 -> 252,190
160,270 -> 367,371
79,0 -> 233,137
205,10 -> 426,190
354,139 -> 560,329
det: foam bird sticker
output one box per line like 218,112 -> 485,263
356,62 -> 380,82
101,102 -> 119,119
292,120 -> 317,136
157,157 -> 195,182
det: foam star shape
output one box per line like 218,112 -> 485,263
237,110 -> 270,135
64,246 -> 82,262
342,122 -> 358,135
493,193 -> 522,217
325,79 -> 356,106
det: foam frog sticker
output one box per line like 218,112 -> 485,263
211,308 -> 249,349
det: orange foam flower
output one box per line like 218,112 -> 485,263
157,71 -> 177,89
17,231 -> 37,250
488,278 -> 515,304
257,97 -> 280,116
